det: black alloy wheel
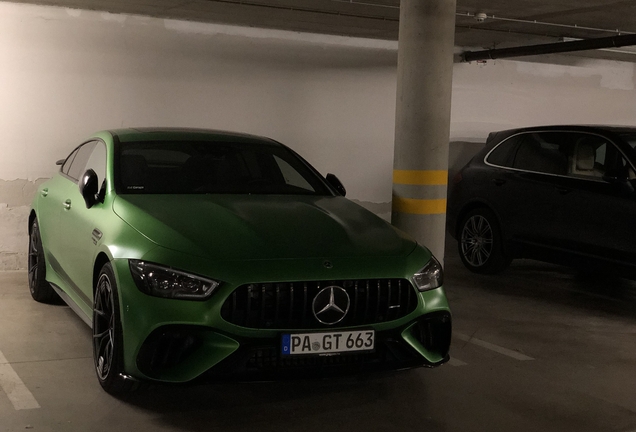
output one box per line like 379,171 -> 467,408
28,219 -> 57,303
93,263 -> 134,394
458,208 -> 510,274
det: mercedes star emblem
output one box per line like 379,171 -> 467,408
312,286 -> 350,325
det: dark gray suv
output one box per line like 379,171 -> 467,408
447,125 -> 636,277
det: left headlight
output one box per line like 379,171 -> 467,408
412,256 -> 444,292
129,260 -> 220,301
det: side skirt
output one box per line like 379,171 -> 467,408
50,283 -> 92,328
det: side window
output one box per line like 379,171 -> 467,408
66,142 -> 97,180
568,134 -> 608,179
61,148 -> 79,175
512,132 -> 568,176
593,137 -> 634,181
274,155 -> 315,192
83,142 -> 107,188
486,136 -> 520,167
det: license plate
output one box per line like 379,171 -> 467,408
281,330 -> 375,356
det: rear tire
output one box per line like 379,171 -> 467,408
93,262 -> 136,394
458,208 -> 511,274
28,219 -> 58,303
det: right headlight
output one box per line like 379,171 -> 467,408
412,256 -> 444,292
129,260 -> 220,301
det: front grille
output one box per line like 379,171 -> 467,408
220,279 -> 418,329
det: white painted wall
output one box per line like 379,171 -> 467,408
1,2 -> 635,268
448,57 -> 636,175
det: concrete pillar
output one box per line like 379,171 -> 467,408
391,0 -> 456,263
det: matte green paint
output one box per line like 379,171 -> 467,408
113,194 -> 417,261
32,128 -> 452,383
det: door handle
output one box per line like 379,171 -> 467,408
63,199 -> 71,210
41,188 -> 48,197
555,187 -> 571,195
492,178 -> 506,186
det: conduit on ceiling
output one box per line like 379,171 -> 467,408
462,33 -> 636,62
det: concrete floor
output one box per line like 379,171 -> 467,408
1,246 -> 636,432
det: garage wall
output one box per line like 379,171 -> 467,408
449,57 -> 636,174
1,2 -> 635,269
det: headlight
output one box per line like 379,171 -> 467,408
129,260 -> 220,300
412,256 -> 444,292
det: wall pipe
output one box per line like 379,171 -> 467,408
462,33 -> 636,62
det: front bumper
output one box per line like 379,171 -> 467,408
113,258 -> 452,383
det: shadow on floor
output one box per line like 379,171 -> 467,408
117,369 -> 445,432
444,238 -> 636,319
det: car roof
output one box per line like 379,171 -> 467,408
493,125 -> 636,136
107,127 -> 279,145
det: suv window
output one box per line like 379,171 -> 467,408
486,136 -> 518,167
512,133 -> 568,175
493,131 -> 632,181
569,134 -> 608,179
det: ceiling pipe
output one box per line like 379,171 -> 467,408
462,33 -> 636,62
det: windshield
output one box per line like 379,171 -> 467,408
117,140 -> 331,195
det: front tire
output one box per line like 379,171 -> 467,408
93,262 -> 135,394
28,219 -> 58,303
458,208 -> 511,274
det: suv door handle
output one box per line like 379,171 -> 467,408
492,178 -> 506,186
555,187 -> 571,195
40,188 -> 49,197
63,199 -> 72,210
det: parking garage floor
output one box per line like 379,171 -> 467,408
1,245 -> 636,432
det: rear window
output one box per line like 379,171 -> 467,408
117,140 -> 331,195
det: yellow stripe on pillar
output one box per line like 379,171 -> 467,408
393,170 -> 448,185
392,196 -> 447,215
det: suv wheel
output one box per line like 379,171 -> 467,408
458,208 -> 510,274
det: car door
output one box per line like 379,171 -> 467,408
549,133 -> 636,266
55,141 -> 106,313
485,131 -> 569,249
36,147 -> 83,268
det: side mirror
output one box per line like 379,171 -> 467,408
79,169 -> 99,208
55,159 -> 65,166
326,173 -> 346,197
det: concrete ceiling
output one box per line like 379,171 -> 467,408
7,0 -> 636,62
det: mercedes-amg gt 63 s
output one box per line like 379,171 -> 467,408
29,128 -> 451,393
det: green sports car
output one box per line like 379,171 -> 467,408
29,128 -> 451,393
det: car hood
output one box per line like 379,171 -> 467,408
113,194 -> 416,261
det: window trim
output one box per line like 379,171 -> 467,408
483,129 -> 636,183
60,139 -> 106,183
61,148 -> 79,176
